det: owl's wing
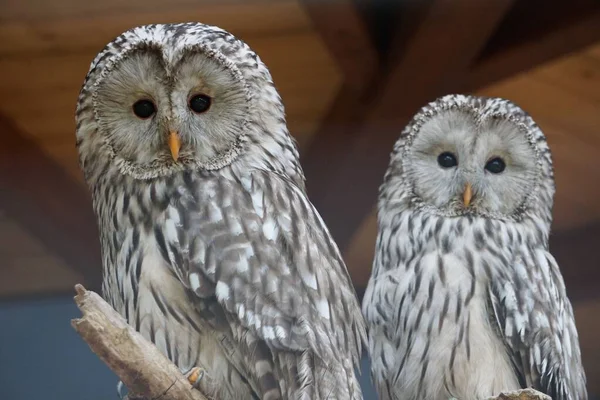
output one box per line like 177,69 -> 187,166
157,169 -> 365,365
489,248 -> 587,400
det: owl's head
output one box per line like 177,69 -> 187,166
76,23 -> 302,185
382,95 -> 555,223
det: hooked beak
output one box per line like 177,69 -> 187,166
168,131 -> 181,161
463,182 -> 473,207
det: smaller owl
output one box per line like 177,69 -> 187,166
362,94 -> 587,400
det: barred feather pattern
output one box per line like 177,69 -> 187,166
363,95 -> 587,400
75,23 -> 365,400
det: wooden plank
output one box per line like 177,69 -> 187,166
479,66 -> 600,149
297,0 -> 381,196
0,114 -> 102,291
0,255 -> 83,297
534,45 -> 600,103
302,0 -> 515,251
0,216 -> 48,257
0,1 -> 310,56
468,9 -> 600,90
588,42 -> 600,59
478,0 -> 599,56
551,224 -> 600,302
300,0 -> 377,92
573,299 -> 600,395
0,0 -> 287,22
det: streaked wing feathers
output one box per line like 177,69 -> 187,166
157,170 -> 365,365
489,249 -> 587,400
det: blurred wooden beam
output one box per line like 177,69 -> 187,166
551,223 -> 600,303
303,0 -> 514,250
0,114 -> 102,292
468,7 -> 600,90
299,0 -> 381,215
300,0 -> 378,92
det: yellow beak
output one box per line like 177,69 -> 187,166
463,182 -> 472,207
169,131 -> 180,161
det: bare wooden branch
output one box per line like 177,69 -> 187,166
487,388 -> 552,400
70,284 -> 208,400
70,283 -> 553,400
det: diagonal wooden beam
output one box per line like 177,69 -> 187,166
468,7 -> 600,90
299,0 -> 380,199
550,223 -> 600,303
300,0 -> 378,93
0,114 -> 102,292
303,0 -> 515,251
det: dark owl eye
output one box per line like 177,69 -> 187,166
485,157 -> 506,174
132,99 -> 156,119
189,94 -> 211,114
437,152 -> 458,168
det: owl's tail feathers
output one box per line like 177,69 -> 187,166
251,342 -> 281,400
238,337 -> 282,400
276,351 -> 364,400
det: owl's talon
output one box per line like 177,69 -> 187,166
186,367 -> 206,388
117,380 -> 127,399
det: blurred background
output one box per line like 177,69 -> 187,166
0,0 -> 599,399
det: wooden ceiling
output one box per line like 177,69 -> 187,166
1,0 -> 600,393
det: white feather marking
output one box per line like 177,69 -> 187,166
534,313 -> 550,329
244,245 -> 255,258
189,272 -> 200,291
504,315 -> 514,338
209,204 -> 223,222
301,272 -> 318,290
251,190 -> 264,218
238,304 -> 245,320
262,218 -> 278,241
236,255 -> 249,273
246,310 -> 260,328
275,325 -> 287,339
564,330 -> 572,356
514,313 -> 528,339
246,310 -> 258,328
316,298 -> 331,320
215,281 -> 230,301
164,219 -> 179,244
277,214 -> 292,232
255,360 -> 271,375
240,175 -> 253,191
167,206 -> 181,225
229,219 -> 243,235
541,358 -> 548,373
263,326 -> 276,340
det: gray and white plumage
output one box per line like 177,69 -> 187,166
75,23 -> 365,400
362,94 -> 587,400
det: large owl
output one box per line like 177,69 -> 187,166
362,94 -> 587,400
75,23 -> 366,400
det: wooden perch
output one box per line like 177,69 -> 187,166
71,284 -> 208,400
70,283 -> 551,400
487,389 -> 552,400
